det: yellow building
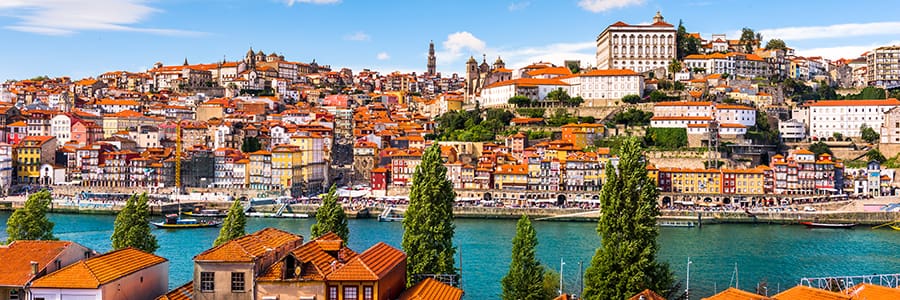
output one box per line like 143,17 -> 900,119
726,168 -> 766,195
272,144 -> 303,193
543,140 -> 580,163
493,164 -> 528,190
561,123 -> 605,149
248,150 -> 271,190
15,136 -> 57,184
290,131 -> 327,193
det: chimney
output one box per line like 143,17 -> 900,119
30,261 -> 39,276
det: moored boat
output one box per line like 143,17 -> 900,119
151,214 -> 222,229
890,225 -> 900,231
800,221 -> 857,229
658,220 -> 696,228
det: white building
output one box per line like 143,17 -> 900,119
651,101 -> 755,130
479,78 -> 570,108
779,119 -> 807,142
50,114 -> 77,145
560,69 -> 644,106
808,99 -> 900,139
595,11 -> 676,74
30,248 -> 168,300
867,45 -> 900,89
683,53 -> 770,78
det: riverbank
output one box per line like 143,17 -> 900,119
3,198 -> 900,225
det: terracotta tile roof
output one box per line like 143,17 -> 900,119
807,99 -> 900,107
772,285 -> 850,300
0,241 -> 77,287
397,277 -> 464,300
844,283 -> 900,300
156,281 -> 193,300
702,287 -> 770,300
194,228 -> 302,262
484,78 -> 570,89
31,248 -> 167,289
579,69 -> 640,76
327,242 -> 405,281
287,233 -> 356,280
630,289 -> 667,300
655,101 -> 714,107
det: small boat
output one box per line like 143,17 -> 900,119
152,214 -> 222,229
890,225 -> 900,231
800,222 -> 857,229
658,220 -> 696,228
183,209 -> 227,218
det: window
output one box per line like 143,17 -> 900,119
200,272 -> 215,292
9,290 -> 20,300
328,286 -> 339,300
231,272 -> 245,292
363,286 -> 374,300
344,286 -> 359,300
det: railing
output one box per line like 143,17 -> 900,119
800,273 -> 900,293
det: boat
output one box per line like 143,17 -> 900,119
151,214 -> 222,229
183,209 -> 227,218
244,212 -> 310,218
890,225 -> 900,231
378,207 -> 404,222
800,222 -> 857,229
658,220 -> 696,228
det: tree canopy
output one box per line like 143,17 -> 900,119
214,199 -> 247,247
310,184 -> 349,244
501,215 -> 547,300
508,95 -> 532,107
583,138 -> 673,299
622,94 -> 642,104
861,124 -> 880,144
739,27 -> 758,53
111,193 -> 158,253
809,141 -> 832,156
866,149 -> 887,163
402,143 -> 457,287
6,189 -> 56,243
765,39 -> 787,50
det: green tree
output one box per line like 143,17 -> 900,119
667,59 -> 682,78
546,88 -> 571,103
645,128 -> 687,149
546,109 -> 578,127
402,143 -> 457,286
501,215 -> 546,300
485,108 -> 515,125
111,193 -> 158,253
649,90 -> 669,102
739,27 -> 757,53
809,141 -> 832,156
517,108 -> 546,118
508,95 -> 532,107
866,149 -> 887,163
213,199 -> 247,246
310,184 -> 349,244
5,189 -> 56,243
861,124 -> 880,143
583,138 -> 673,299
241,136 -> 262,153
622,94 -> 642,104
543,269 -> 561,298
766,39 -> 787,50
564,96 -> 584,107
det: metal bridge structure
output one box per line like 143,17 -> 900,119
800,273 -> 900,292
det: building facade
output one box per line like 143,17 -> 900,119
595,11 -> 676,73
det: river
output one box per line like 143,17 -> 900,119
1,211 -> 899,299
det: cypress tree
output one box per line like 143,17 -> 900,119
214,198 -> 247,246
501,214 -> 546,300
583,138 -> 673,299
310,184 -> 349,244
111,193 -> 158,253
402,143 -> 457,287
5,189 -> 56,243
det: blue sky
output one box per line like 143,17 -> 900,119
1,0 -> 899,80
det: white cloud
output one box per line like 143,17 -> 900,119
376,52 -> 390,60
759,22 -> 900,41
796,40 -> 900,60
508,1 -> 530,11
0,0 -> 204,36
344,31 -> 370,41
283,0 -> 341,6
577,0 -> 644,13
436,31 -> 487,64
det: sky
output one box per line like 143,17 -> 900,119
1,0 -> 899,80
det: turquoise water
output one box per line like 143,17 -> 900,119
2,211 -> 899,299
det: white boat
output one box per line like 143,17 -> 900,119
658,220 -> 696,228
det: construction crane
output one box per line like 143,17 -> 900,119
174,122 -> 182,194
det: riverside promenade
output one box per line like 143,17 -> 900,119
3,194 -> 900,225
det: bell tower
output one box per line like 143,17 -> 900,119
427,40 -> 436,75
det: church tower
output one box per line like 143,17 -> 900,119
427,40 -> 436,75
653,10 -> 664,23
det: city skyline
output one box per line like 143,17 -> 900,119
1,0 -> 899,79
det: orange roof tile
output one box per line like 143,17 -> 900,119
194,228 -> 302,262
397,277 -> 464,300
702,287 -> 770,300
327,242 -> 405,281
843,283 -> 900,300
31,248 -> 167,289
579,69 -> 640,76
484,78 -> 569,89
0,241 -> 78,287
630,289 -> 667,300
772,285 -> 850,300
807,99 -> 900,107
156,281 -> 193,300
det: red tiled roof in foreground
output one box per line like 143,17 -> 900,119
843,283 -> 900,300
31,248 -> 167,289
630,289 -> 667,300
194,227 -> 302,262
702,287 -> 770,300
772,285 -> 850,300
327,242 -> 406,281
397,277 -> 464,300
0,241 -> 76,287
156,281 -> 193,300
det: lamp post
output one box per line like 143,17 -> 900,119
559,258 -> 566,296
686,257 -> 693,300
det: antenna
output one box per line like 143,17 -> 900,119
686,257 -> 692,300
559,258 -> 565,296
